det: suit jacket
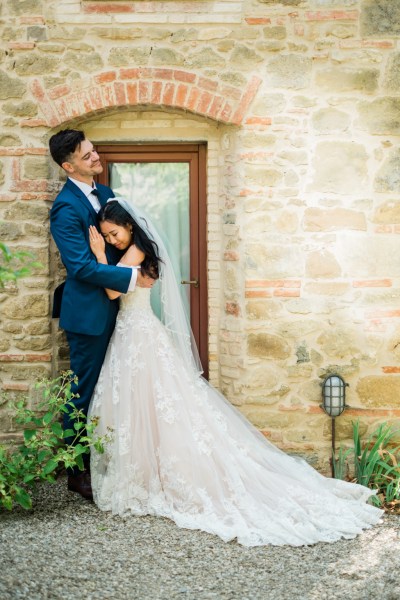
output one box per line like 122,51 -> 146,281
50,178 -> 132,336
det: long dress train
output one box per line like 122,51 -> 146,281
88,287 -> 382,547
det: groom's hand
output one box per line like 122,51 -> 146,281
136,271 -> 155,288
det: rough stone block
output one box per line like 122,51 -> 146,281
361,0 -> 400,37
266,54 -> 312,90
310,141 -> 368,194
375,148 -> 400,193
109,47 -> 150,67
373,200 -> 400,224
358,98 -> 400,135
357,375 -> 400,408
3,294 -> 49,319
247,332 -> 290,360
315,66 -> 379,93
383,52 -> 400,92
312,108 -> 350,133
15,54 -> 60,76
0,70 -> 26,100
305,249 -> 342,279
246,243 -> 305,279
303,207 -> 367,231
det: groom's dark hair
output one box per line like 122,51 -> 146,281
49,129 -> 86,167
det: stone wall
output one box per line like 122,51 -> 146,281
1,0 -> 400,469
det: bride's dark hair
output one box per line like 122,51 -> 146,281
98,200 -> 161,280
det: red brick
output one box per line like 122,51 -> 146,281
245,116 -> 272,126
375,224 -> 393,233
8,42 -> 35,50
306,10 -> 358,21
197,91 -> 213,113
139,81 -> 150,103
173,70 -> 196,83
223,250 -> 239,261
84,3 -> 134,13
219,101 -> 233,122
30,79 -> 46,101
126,82 -> 138,104
94,71 -> 117,84
175,84 -> 188,107
19,16 -> 45,24
246,279 -> 301,288
382,367 -> 400,374
365,309 -> 400,319
76,91 -> 93,114
48,84 -> 71,100
152,68 -> 172,80
0,194 -> 16,201
114,81 -> 127,105
219,85 -> 241,101
162,82 -> 175,105
2,382 -> 30,391
245,290 -> 272,298
198,77 -> 218,92
352,279 -> 392,288
151,81 -> 163,104
11,180 -> 49,192
102,84 -> 116,107
25,354 -> 52,362
273,289 -> 300,297
186,87 -> 201,111
12,158 -> 20,181
26,147 -> 47,155
0,354 -> 24,362
225,302 -> 240,317
245,18 -> 271,25
120,68 -> 141,80
88,87 -> 103,111
207,95 -> 224,119
232,75 -> 262,125
0,148 -> 24,156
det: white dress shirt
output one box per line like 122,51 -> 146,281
68,177 -> 137,291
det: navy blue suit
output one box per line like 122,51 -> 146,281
50,179 -> 132,470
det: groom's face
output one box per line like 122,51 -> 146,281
62,138 -> 103,184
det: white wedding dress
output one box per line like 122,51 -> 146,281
88,286 -> 382,547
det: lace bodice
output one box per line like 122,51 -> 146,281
120,286 -> 152,312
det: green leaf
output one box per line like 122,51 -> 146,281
42,412 -> 53,426
63,429 -> 75,439
15,488 -> 32,510
23,429 -> 37,442
51,422 -> 63,437
37,449 -> 51,463
42,459 -> 58,475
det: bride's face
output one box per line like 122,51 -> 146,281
100,220 -> 132,250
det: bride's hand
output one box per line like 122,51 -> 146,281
89,226 -> 106,259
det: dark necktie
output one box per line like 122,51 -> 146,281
91,187 -> 99,197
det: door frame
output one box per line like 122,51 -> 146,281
95,143 -> 209,378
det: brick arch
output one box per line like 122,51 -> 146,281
29,69 -> 261,128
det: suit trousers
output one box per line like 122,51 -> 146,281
65,302 -> 118,474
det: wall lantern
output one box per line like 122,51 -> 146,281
320,374 -> 348,477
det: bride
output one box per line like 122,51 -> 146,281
87,197 -> 382,547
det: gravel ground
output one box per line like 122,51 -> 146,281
0,477 -> 399,600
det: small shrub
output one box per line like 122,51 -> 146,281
0,371 -> 107,510
334,419 -> 400,512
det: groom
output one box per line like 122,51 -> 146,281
49,129 -> 153,500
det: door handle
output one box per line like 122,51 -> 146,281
181,278 -> 199,288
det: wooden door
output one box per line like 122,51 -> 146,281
96,144 -> 208,378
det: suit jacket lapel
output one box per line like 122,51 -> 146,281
65,178 -> 98,222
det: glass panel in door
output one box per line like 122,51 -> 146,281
109,162 -> 190,317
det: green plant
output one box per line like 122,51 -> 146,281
0,242 -> 41,288
334,420 -> 400,512
0,371 -> 108,510
332,446 -> 351,481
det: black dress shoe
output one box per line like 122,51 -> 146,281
68,472 -> 93,500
